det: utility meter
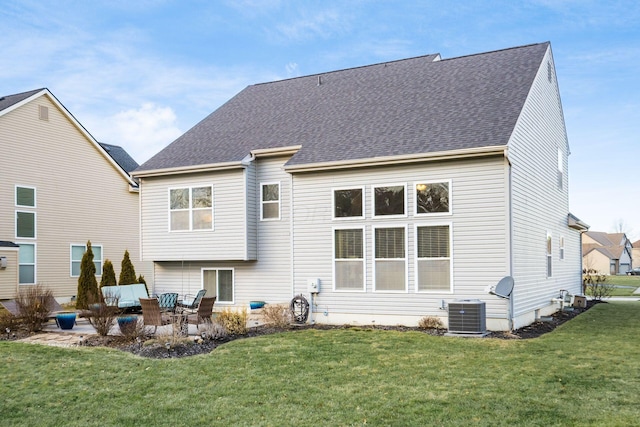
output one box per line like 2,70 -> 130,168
307,278 -> 320,294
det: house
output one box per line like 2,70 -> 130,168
582,231 -> 633,275
633,240 -> 640,271
132,42 -> 586,331
0,88 -> 152,301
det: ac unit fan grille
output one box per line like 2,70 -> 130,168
448,300 -> 486,334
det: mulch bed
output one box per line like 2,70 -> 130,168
3,300 -> 602,359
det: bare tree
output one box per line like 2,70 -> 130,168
612,218 -> 632,236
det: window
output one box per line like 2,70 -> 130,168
16,186 -> 36,207
374,227 -> 406,291
169,186 -> 213,231
559,236 -> 565,261
333,228 -> 365,291
18,243 -> 35,284
546,233 -> 552,278
415,181 -> 450,215
16,211 -> 36,238
333,188 -> 364,219
70,244 -> 103,277
557,148 -> 563,190
416,225 -> 452,292
261,182 -> 280,220
202,269 -> 234,303
373,185 -> 406,217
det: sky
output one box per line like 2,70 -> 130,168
1,0 -> 639,240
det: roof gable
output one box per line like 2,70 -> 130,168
136,42 -> 550,174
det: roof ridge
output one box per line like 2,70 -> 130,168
251,53 -> 440,87
438,41 -> 549,63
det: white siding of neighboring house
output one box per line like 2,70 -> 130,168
507,46 -> 583,328
147,155 -> 292,305
290,156 -> 511,328
0,94 -> 151,299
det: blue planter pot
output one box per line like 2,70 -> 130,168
57,313 -> 77,330
117,316 -> 138,335
250,301 -> 266,310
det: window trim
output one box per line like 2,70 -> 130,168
70,244 -> 103,278
373,224 -> 408,293
201,268 -> 235,304
167,185 -> 214,232
372,183 -> 407,219
15,210 -> 36,239
332,226 -> 366,292
332,186 -> 365,220
414,179 -> 452,217
260,181 -> 281,221
414,223 -> 453,293
15,185 -> 36,208
17,242 -> 36,285
559,235 -> 565,261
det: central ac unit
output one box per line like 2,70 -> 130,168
447,300 -> 487,336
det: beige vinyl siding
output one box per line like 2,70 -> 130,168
0,248 -> 19,299
291,156 -> 509,320
508,46 -> 582,326
0,94 -> 151,298
150,155 -> 292,305
139,169 -> 249,261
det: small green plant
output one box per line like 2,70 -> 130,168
14,284 -> 54,332
100,259 -> 116,288
583,268 -> 614,300
76,240 -> 100,310
261,304 -> 292,328
417,315 -> 445,330
118,250 -> 137,285
215,308 -> 248,335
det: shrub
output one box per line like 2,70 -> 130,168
261,304 -> 292,328
583,268 -> 614,301
215,308 -> 248,335
100,259 -> 116,288
198,321 -> 228,341
417,315 -> 445,330
0,309 -> 19,336
76,241 -> 100,310
118,316 -> 146,341
119,250 -> 137,285
15,284 -> 54,332
137,274 -> 149,296
86,299 -> 120,336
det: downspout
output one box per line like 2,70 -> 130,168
508,159 -> 515,331
289,172 -> 295,299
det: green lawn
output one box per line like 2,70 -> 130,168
589,274 -> 640,296
1,302 -> 639,426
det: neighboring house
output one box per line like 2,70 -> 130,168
133,42 -> 586,331
0,88 -> 152,301
582,231 -> 633,275
633,240 -> 640,271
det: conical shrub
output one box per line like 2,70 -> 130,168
76,240 -> 99,310
119,249 -> 137,285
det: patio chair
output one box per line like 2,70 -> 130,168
158,292 -> 178,313
187,297 -> 216,327
177,289 -> 206,313
140,298 -> 171,334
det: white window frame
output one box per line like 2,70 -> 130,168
332,186 -> 365,220
546,232 -> 553,278
414,179 -> 452,217
15,210 -> 36,239
332,226 -> 366,292
201,268 -> 235,304
415,223 -> 453,293
15,185 -> 36,208
260,181 -> 281,221
17,242 -> 36,285
373,224 -> 408,292
168,185 -> 214,232
372,183 -> 407,219
70,244 -> 103,277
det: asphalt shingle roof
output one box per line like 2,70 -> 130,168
99,142 -> 139,173
136,42 -> 550,173
0,88 -> 44,112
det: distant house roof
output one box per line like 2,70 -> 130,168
633,240 -> 640,249
135,42 -> 550,174
99,142 -> 139,174
0,241 -> 19,248
0,88 -> 45,113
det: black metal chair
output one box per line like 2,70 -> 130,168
177,289 -> 206,313
158,293 -> 178,313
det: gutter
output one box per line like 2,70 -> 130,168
284,145 -> 507,173
131,161 -> 246,178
